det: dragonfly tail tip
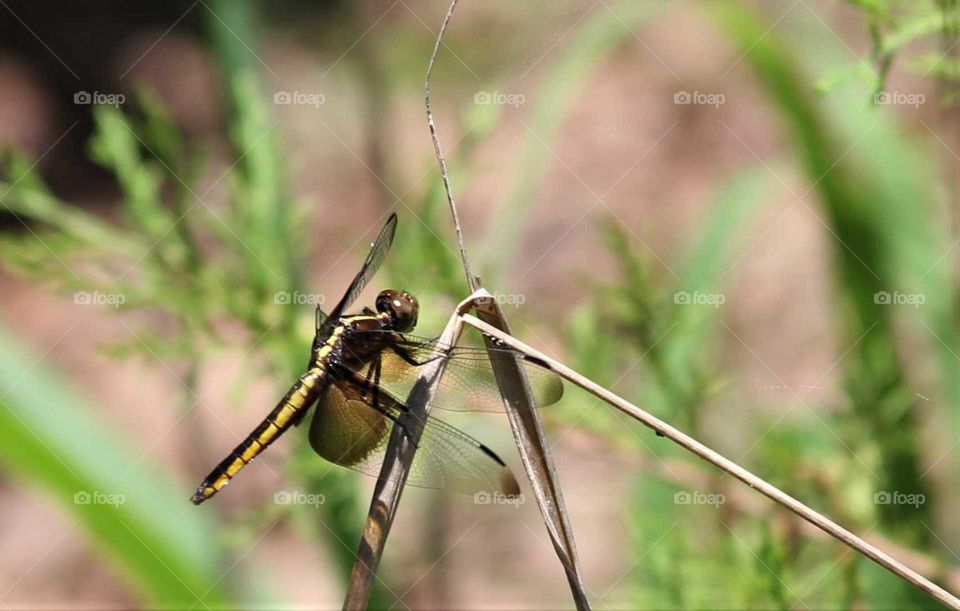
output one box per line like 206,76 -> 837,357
190,487 -> 209,505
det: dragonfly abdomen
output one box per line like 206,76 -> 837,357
191,367 -> 327,505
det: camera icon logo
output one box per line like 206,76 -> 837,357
673,291 -> 691,305
274,291 -> 292,304
74,91 -> 92,105
274,91 -> 292,105
674,91 -> 691,104
873,91 -> 892,105
673,491 -> 692,505
74,491 -> 92,504
473,91 -> 492,105
274,491 -> 292,504
874,291 -> 891,305
473,491 -> 492,505
874,491 -> 891,505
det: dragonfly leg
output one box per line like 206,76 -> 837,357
374,357 -> 421,450
391,345 -> 445,368
357,358 -> 377,400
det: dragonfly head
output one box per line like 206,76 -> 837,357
376,289 -> 419,332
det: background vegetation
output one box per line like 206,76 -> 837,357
0,0 -> 957,608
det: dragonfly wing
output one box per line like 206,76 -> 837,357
308,378 -> 519,495
321,214 -> 397,332
315,306 -> 328,332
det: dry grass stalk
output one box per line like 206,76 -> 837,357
461,313 -> 960,610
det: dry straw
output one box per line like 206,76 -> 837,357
342,0 -> 960,609
461,312 -> 960,610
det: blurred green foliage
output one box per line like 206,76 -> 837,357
0,328 -> 230,608
559,3 -> 955,609
844,0 -> 960,99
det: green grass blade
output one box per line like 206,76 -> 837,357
0,325 -> 231,608
713,4 -> 951,604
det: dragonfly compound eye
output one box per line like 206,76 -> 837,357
376,289 -> 418,332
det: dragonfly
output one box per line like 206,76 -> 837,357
191,213 -> 563,505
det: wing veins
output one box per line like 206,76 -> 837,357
321,213 -> 397,332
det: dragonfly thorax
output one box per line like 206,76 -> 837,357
314,313 -> 395,370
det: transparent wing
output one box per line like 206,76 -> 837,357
314,306 -> 328,332
321,213 -> 397,332
341,331 -> 564,412
308,377 -> 519,495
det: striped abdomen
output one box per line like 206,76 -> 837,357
191,367 -> 327,505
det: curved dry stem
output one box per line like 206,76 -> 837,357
423,2 -> 590,606
342,295 -> 475,610
345,2 -> 590,608
461,313 -> 960,611
424,0 -> 475,291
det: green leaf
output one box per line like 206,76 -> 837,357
713,1 -> 950,599
0,324 -> 231,608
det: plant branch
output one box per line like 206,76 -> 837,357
422,2 -> 589,607
424,0 -> 475,291
342,294 -> 476,609
461,313 -> 960,611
